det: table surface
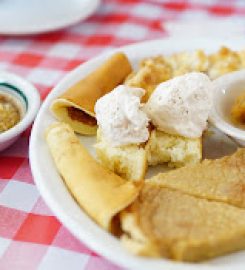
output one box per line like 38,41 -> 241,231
1,0 -> 245,269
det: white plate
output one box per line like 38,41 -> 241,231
30,38 -> 245,270
0,0 -> 100,35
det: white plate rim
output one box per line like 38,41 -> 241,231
29,37 -> 245,270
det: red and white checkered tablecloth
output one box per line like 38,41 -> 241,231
0,0 -> 245,269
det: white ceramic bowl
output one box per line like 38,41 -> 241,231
0,72 -> 40,151
209,70 -> 245,146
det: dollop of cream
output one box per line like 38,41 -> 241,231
144,72 -> 212,138
95,85 -> 149,146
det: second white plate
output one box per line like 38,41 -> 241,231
0,0 -> 100,35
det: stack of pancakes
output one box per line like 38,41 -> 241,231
120,149 -> 245,262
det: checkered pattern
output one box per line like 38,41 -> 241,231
0,0 -> 244,269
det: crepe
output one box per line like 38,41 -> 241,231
50,52 -> 132,135
148,148 -> 245,208
46,122 -> 141,231
120,183 -> 245,262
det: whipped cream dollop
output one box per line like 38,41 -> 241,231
95,85 -> 149,146
144,72 -> 212,138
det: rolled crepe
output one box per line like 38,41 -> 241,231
51,52 -> 132,135
46,122 -> 141,231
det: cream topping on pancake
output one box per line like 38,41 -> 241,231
95,85 -> 149,146
145,72 -> 212,138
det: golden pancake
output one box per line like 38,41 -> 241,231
46,122 -> 140,231
120,183 -> 245,262
148,148 -> 245,208
51,52 -> 132,135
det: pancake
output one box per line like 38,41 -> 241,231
46,122 -> 141,231
51,52 -> 132,135
148,148 -> 245,208
120,183 -> 245,261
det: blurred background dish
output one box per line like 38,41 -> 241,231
0,72 -> 40,151
0,0 -> 101,35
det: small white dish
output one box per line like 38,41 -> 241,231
210,70 -> 245,146
0,0 -> 100,35
30,38 -> 245,270
0,72 -> 40,151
